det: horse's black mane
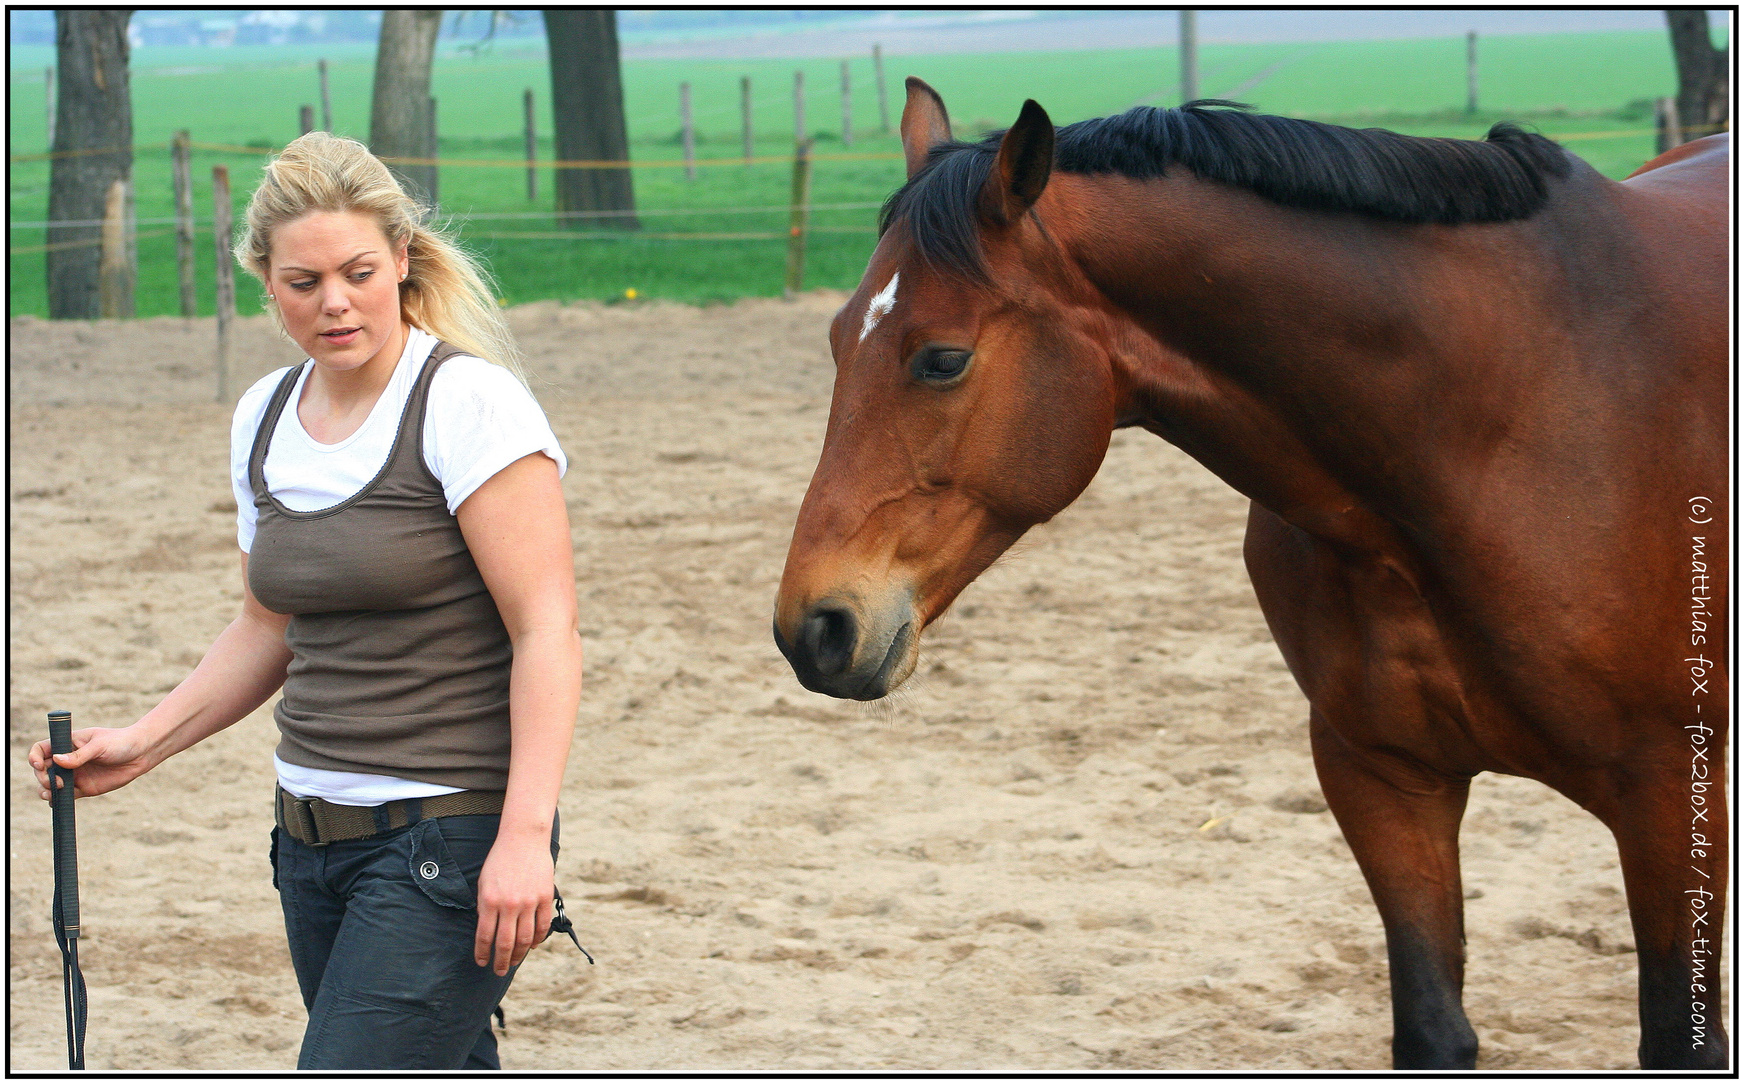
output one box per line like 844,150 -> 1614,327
880,100 -> 1573,280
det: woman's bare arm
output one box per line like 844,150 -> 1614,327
29,554 -> 293,799
456,450 -> 582,974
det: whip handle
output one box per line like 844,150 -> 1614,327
47,712 -> 80,939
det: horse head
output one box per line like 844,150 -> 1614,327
774,80 -> 1123,700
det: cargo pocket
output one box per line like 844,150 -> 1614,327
407,819 -> 475,910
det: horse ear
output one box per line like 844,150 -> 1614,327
901,77 -> 953,178
979,99 -> 1055,226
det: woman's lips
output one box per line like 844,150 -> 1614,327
320,327 -> 361,345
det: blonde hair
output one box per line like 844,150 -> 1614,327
234,130 -> 525,380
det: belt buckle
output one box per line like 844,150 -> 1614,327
292,796 -> 329,847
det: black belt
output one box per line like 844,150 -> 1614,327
274,784 -> 596,966
275,786 -> 505,847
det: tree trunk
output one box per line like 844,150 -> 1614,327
370,9 -> 441,205
544,9 -> 637,229
1666,10 -> 1729,141
47,9 -> 133,320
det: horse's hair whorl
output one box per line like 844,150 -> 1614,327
234,131 -> 525,381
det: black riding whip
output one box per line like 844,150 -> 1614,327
47,710 -> 87,1070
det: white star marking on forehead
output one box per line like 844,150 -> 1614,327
858,272 -> 900,342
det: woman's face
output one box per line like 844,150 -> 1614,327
267,211 -> 410,372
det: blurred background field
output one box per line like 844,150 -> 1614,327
7,21 -> 1721,318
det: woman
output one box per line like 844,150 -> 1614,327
29,132 -> 582,1070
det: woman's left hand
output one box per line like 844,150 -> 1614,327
460,452 -> 579,976
474,831 -> 555,975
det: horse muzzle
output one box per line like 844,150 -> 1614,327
774,592 -> 919,701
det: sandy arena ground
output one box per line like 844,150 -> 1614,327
8,299 -> 1730,1070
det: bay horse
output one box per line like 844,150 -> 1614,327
774,79 -> 1728,1069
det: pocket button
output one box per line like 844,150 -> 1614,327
420,861 -> 440,880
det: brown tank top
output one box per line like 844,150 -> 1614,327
247,342 -> 512,790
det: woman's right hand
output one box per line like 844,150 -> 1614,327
27,557 -> 294,804
28,726 -> 159,800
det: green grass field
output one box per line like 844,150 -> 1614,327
7,30 -> 1703,318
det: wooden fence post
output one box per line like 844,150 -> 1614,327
99,177 -> 134,319
319,58 -> 332,131
213,165 -> 235,405
840,60 -> 853,147
873,44 -> 889,134
127,171 -> 137,293
1656,96 -> 1683,153
742,76 -> 753,164
300,104 -> 315,136
794,69 -> 806,144
172,130 -> 196,317
1179,11 -> 1198,103
1466,31 -> 1478,114
783,138 -> 814,299
46,66 -> 56,149
524,88 -> 537,201
427,96 -> 439,208
680,81 -> 695,180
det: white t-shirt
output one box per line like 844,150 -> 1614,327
232,327 -> 566,806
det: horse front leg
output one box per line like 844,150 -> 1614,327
1580,758 -> 1730,1068
1244,504 -> 1480,1068
1311,711 -> 1479,1070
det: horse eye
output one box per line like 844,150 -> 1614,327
915,350 -> 972,384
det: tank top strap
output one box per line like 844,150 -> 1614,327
388,339 -> 470,485
248,362 -> 310,501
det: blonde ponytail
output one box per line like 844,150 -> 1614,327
233,131 -> 526,381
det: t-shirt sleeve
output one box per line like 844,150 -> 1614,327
231,368 -> 292,554
423,356 -> 567,514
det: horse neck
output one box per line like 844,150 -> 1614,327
1043,170 -> 1559,549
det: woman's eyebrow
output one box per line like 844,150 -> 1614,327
275,250 -> 380,274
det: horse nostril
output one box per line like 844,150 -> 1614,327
803,607 -> 857,677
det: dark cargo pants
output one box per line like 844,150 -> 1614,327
271,813 -> 558,1070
